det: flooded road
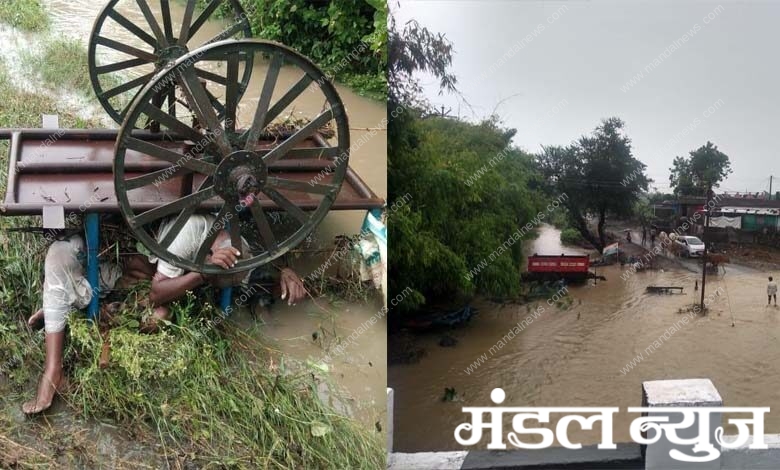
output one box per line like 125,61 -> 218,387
388,224 -> 780,452
0,0 -> 386,454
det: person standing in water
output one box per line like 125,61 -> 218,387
769,276 -> 778,306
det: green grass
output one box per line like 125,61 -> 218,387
0,0 -> 48,32
24,37 -> 92,95
21,36 -> 122,106
63,298 -> 383,468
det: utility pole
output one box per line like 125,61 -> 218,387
700,184 -> 712,312
770,175 -> 773,200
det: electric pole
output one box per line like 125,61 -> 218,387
700,184 -> 712,312
770,175 -> 773,200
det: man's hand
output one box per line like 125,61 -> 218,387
280,268 -> 305,306
203,246 -> 245,287
208,247 -> 241,269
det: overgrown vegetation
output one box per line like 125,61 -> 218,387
0,0 -> 48,32
388,13 -> 552,315
197,0 -> 387,98
560,228 -> 585,246
22,37 -> 94,97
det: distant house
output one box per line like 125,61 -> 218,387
653,195 -> 780,234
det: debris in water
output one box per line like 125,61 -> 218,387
442,387 -> 457,402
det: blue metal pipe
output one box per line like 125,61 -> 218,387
85,213 -> 100,321
219,287 -> 233,313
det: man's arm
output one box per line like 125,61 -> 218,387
150,272 -> 205,306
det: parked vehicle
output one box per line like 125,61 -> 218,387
675,236 -> 705,257
525,254 -> 591,281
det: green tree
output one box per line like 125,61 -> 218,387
634,199 -> 653,230
388,14 -> 546,314
537,118 -> 650,252
669,141 -> 732,196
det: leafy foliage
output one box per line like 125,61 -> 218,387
560,228 -> 584,246
388,11 -> 548,314
390,115 -> 542,313
669,141 -> 732,196
537,118 -> 650,252
388,14 -> 457,107
202,0 -> 386,97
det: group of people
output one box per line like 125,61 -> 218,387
628,226 -> 657,247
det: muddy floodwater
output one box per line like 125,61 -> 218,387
1,0 -> 386,454
389,224 -> 780,452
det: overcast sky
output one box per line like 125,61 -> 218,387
394,0 -> 779,195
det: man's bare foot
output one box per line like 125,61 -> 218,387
22,369 -> 66,415
27,309 -> 44,331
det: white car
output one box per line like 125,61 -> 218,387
675,236 -> 705,257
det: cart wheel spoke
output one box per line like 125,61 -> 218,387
262,108 -> 339,165
95,36 -> 156,61
244,53 -> 283,150
160,0 -> 174,42
249,202 -> 278,252
264,74 -> 313,127
125,166 -> 194,190
105,9 -> 157,48
135,0 -> 168,47
101,72 -> 155,99
95,57 -> 149,75
178,0 -> 198,45
125,137 -> 216,174
188,0 -> 224,42
159,178 -> 210,248
140,103 -> 204,142
205,18 -> 247,45
263,187 -> 308,225
132,186 -> 216,227
177,67 -> 232,155
225,54 -> 240,131
228,206 -> 242,249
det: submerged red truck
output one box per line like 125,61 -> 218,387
525,254 -> 591,282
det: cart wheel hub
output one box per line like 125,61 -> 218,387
156,44 -> 189,68
213,151 -> 268,202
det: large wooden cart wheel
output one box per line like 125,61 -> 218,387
89,0 -> 253,124
114,40 -> 349,275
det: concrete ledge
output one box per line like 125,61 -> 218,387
388,451 -> 469,470
721,433 -> 780,469
388,444 -> 643,470
643,379 -> 722,407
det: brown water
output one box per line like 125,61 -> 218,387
2,0 -> 386,462
389,223 -> 780,452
